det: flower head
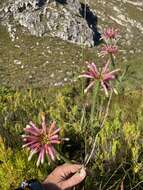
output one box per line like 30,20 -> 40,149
79,61 -> 120,96
99,44 -> 118,57
101,28 -> 119,41
22,117 -> 61,166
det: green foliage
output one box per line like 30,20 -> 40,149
85,99 -> 143,189
0,86 -> 143,189
0,137 -> 45,189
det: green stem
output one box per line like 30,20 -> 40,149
90,82 -> 99,125
110,53 -> 115,68
80,106 -> 86,129
85,90 -> 113,167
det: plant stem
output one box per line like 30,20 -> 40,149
84,90 -> 113,166
80,106 -> 86,129
90,82 -> 99,125
110,53 -> 115,67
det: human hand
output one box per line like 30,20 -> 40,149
42,164 -> 86,190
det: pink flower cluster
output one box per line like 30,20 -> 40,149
100,45 -> 118,57
22,119 -> 61,166
79,61 -> 120,96
99,28 -> 119,57
102,28 -> 119,41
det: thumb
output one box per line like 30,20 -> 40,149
61,167 -> 86,190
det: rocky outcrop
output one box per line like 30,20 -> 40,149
0,0 -> 100,46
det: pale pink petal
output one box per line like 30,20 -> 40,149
45,144 -> 49,154
40,147 -> 45,164
84,81 -> 95,94
22,135 -> 39,141
50,128 -> 61,136
79,74 -> 94,79
103,75 -> 115,80
49,135 -> 59,140
28,149 -> 38,161
102,60 -> 110,74
36,151 -> 42,167
29,142 -> 40,150
101,81 -> 109,97
29,121 -> 41,133
91,63 -> 98,73
48,121 -> 56,134
22,140 -> 38,148
106,69 -> 120,76
24,127 -> 40,136
42,121 -> 47,134
50,140 -> 61,144
47,146 -> 55,161
89,63 -> 99,76
98,51 -> 107,57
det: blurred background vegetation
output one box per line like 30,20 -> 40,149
0,85 -> 143,189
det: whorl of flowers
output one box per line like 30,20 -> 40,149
22,116 -> 61,167
79,61 -> 120,96
101,28 -> 119,41
99,45 -> 118,57
99,27 -> 119,58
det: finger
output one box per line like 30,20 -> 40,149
61,167 -> 86,190
60,164 -> 82,176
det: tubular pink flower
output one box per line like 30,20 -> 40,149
101,28 -> 119,40
79,61 -> 120,96
22,119 -> 61,166
99,44 -> 118,57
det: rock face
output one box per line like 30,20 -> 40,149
0,0 -> 100,46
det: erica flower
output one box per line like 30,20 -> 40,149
99,44 -> 118,57
22,118 -> 61,166
79,61 -> 120,96
101,28 -> 119,41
